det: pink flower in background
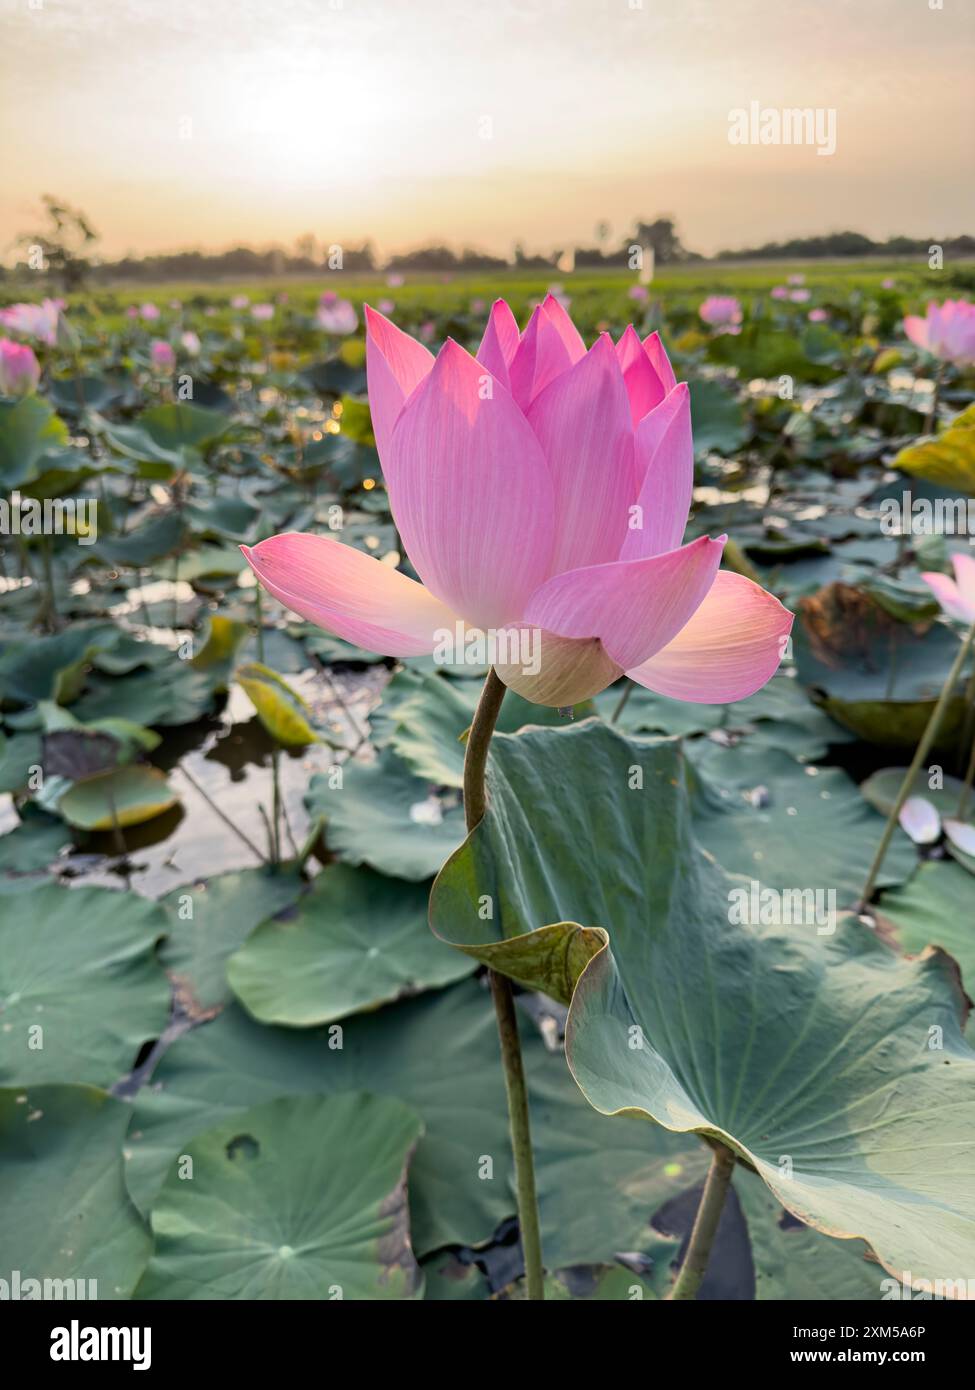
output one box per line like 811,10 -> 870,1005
628,285 -> 649,302
790,288 -> 811,303
0,339 -> 41,396
903,300 -> 975,366
387,273 -> 405,288
419,320 -> 436,342
317,292 -> 358,335
251,303 -> 274,321
787,273 -> 806,286
126,305 -> 139,320
0,298 -> 61,346
377,298 -> 396,315
881,278 -> 896,290
922,553 -> 975,625
231,295 -> 250,310
181,330 -> 201,355
242,296 -> 792,708
470,298 -> 486,314
140,303 -> 160,321
808,308 -> 829,323
770,286 -> 789,301
149,340 -> 175,370
699,296 -> 742,333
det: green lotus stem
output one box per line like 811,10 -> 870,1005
957,702 -> 975,821
859,615 -> 975,909
668,1141 -> 736,1300
464,667 -> 545,1300
610,679 -> 634,725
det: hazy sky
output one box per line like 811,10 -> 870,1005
1,0 -> 972,262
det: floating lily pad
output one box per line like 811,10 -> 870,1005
57,763 -> 180,830
123,978 -> 705,1266
306,748 -> 465,881
0,1084 -> 151,1300
0,882 -> 170,1086
136,1093 -> 424,1300
158,866 -> 307,1011
687,742 -> 916,902
0,396 -> 69,488
227,863 -> 473,1026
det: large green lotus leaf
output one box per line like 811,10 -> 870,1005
158,866 -> 307,1011
0,621 -> 120,705
0,882 -> 170,1087
0,807 -> 70,872
687,742 -> 916,902
688,378 -> 748,457
135,1093 -> 423,1300
735,1169 -> 883,1301
0,1084 -> 151,1299
91,511 -> 186,568
370,668 -> 583,789
70,663 -> 220,728
305,747 -> 465,881
861,767 -> 967,820
504,723 -> 975,1293
227,863 -> 473,1026
123,980 -> 705,1264
0,732 -> 41,794
878,861 -> 975,1043
894,404 -> 975,495
57,763 -> 180,830
0,396 -> 69,487
593,682 -> 726,737
795,583 -> 970,746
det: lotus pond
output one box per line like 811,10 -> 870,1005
1,266 -> 974,1302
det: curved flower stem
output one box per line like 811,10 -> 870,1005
668,1141 -> 736,1301
464,667 -> 545,1300
610,679 -> 634,725
858,615 -> 975,910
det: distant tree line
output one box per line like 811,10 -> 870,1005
716,231 -> 975,260
3,198 -> 972,289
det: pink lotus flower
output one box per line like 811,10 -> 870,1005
140,302 -> 160,321
881,278 -> 896,290
903,300 -> 975,366
0,339 -> 41,396
377,298 -> 396,315
251,303 -> 275,322
787,274 -> 806,286
317,293 -> 358,335
628,285 -> 649,302
387,274 -> 405,288
770,286 -> 789,301
699,296 -> 742,331
231,295 -> 250,310
789,288 -> 811,303
181,330 -> 201,355
149,340 -> 175,370
808,308 -> 828,323
922,553 -> 975,625
0,298 -> 61,346
242,298 -> 792,707
126,305 -> 139,320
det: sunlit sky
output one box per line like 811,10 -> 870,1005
1,0 -> 972,263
